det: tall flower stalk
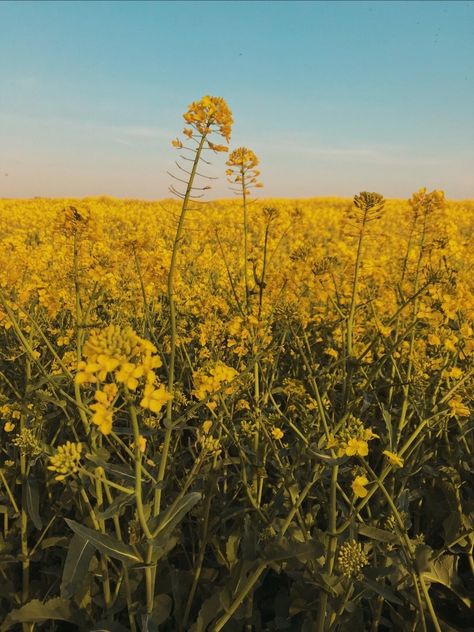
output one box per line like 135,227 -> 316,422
226,147 -> 263,313
156,97 -> 233,514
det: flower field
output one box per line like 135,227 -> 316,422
0,97 -> 473,631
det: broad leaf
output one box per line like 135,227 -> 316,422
0,598 -> 74,631
96,491 -> 136,520
358,524 -> 397,543
150,492 -> 201,538
65,519 -> 143,565
61,533 -> 96,599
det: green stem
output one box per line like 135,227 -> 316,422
155,132 -> 207,517
316,465 -> 339,632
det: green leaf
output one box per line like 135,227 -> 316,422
263,538 -> 324,563
360,578 -> 403,605
96,491 -> 136,520
423,555 -> 472,608
358,524 -> 397,543
134,535 -> 178,568
65,519 -> 143,565
151,492 -> 201,539
26,478 -> 42,530
152,594 -> 172,625
0,598 -> 74,631
60,534 -> 96,599
226,532 -> 241,568
86,455 -> 135,483
189,591 -> 222,632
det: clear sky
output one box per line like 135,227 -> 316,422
1,0 -> 473,199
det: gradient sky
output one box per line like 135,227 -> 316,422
1,0 -> 473,199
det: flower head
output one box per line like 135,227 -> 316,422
338,540 -> 369,578
48,442 -> 82,481
383,450 -> 404,468
226,147 -> 263,193
181,95 -> 233,146
352,474 -> 369,498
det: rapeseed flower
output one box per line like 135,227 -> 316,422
48,442 -> 82,481
352,475 -> 369,498
383,450 -> 404,468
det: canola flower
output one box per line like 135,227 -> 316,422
326,416 -> 379,458
171,95 -> 233,157
226,147 -> 263,194
48,441 -> 82,481
383,450 -> 405,468
338,540 -> 369,579
352,474 -> 369,498
76,324 -> 171,433
192,361 -> 239,409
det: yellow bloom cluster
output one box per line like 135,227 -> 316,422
76,324 -> 171,434
48,441 -> 82,481
226,147 -> 263,193
77,324 -> 160,385
326,416 -> 379,458
448,397 -> 470,418
409,187 -> 446,217
338,539 -> 369,578
12,428 -> 43,457
173,95 -> 233,150
90,383 -> 117,435
54,205 -> 94,238
192,361 -> 239,407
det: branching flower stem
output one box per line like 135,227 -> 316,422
154,132 -> 207,517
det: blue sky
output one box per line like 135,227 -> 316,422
0,0 -> 473,199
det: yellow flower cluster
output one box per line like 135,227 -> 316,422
326,416 -> 378,458
12,428 -> 43,457
54,205 -> 94,238
448,397 -> 470,418
48,441 -> 82,481
90,383 -> 117,435
77,324 -> 160,384
172,95 -> 233,150
338,539 -> 369,578
192,361 -> 239,409
226,147 -> 263,193
76,324 -> 171,434
409,187 -> 446,217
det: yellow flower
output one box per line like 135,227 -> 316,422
182,95 -> 233,142
352,475 -> 369,498
448,398 -> 470,417
363,428 -> 379,441
345,438 -> 369,457
4,421 -> 15,432
325,433 -> 339,450
226,147 -> 263,191
132,435 -> 147,453
202,420 -> 213,434
140,383 -> 172,414
272,427 -> 284,440
383,450 -> 404,468
116,362 -> 144,390
90,402 -> 113,435
48,441 -> 82,481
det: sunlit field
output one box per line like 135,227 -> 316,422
0,97 -> 473,631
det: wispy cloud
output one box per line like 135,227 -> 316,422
248,135 -> 466,168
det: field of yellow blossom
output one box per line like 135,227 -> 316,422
0,97 -> 473,631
